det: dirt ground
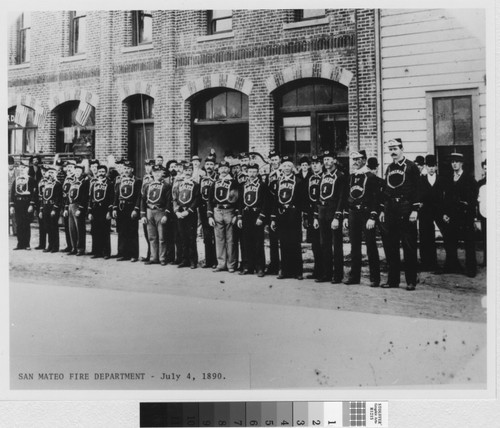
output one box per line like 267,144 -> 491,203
9,223 -> 487,324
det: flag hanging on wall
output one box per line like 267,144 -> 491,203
14,105 -> 30,127
33,106 -> 48,128
75,100 -> 92,126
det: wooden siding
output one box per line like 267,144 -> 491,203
380,9 -> 486,178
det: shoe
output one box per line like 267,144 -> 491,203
178,262 -> 189,268
35,246 -> 44,250
257,271 -> 265,278
190,264 -> 197,269
343,278 -> 360,285
43,249 -> 51,253
160,261 -> 167,266
144,260 -> 157,265
331,278 -> 343,284
296,275 -> 303,280
61,247 -> 71,253
13,247 -> 24,251
239,270 -> 249,275
141,257 -> 150,262
116,257 -> 130,261
305,274 -> 316,280
406,284 -> 416,291
91,255 -> 102,259
381,283 -> 399,288
315,277 -> 329,283
228,268 -> 235,273
213,267 -> 226,272
51,250 -> 59,253
69,250 -> 77,255
76,252 -> 85,256
130,258 -> 138,262
103,255 -> 110,260
277,274 -> 286,279
369,282 -> 380,288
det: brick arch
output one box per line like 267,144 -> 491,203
180,73 -> 253,100
265,63 -> 354,94
47,88 -> 99,111
118,80 -> 158,102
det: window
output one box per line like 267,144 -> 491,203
296,9 -> 326,21
16,12 -> 31,64
132,10 -> 152,46
8,106 -> 37,154
55,101 -> 95,154
207,10 -> 232,35
195,89 -> 248,121
70,11 -> 86,55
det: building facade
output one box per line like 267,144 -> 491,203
8,9 -> 485,178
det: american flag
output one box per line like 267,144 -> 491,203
14,104 -> 29,127
33,107 -> 48,128
75,101 -> 92,126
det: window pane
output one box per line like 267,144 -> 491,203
241,96 -> 248,119
204,100 -> 213,119
283,128 -> 295,142
215,18 -> 232,32
302,9 -> 325,19
296,127 -> 311,141
227,91 -> 242,118
140,12 -> 152,44
331,85 -> 349,104
297,85 -> 314,106
78,17 -> 87,53
24,29 -> 30,62
282,89 -> 296,107
283,116 -> 311,127
25,129 -> 36,153
296,140 -> 311,153
433,98 -> 453,146
13,129 -> 24,154
212,93 -> 226,119
212,10 -> 232,19
22,12 -> 31,28
453,97 -> 473,145
315,84 -> 332,105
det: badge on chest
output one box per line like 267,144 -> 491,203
120,177 -> 135,199
278,178 -> 295,204
308,176 -> 321,201
350,174 -> 367,199
215,180 -> 231,203
43,183 -> 54,200
179,181 -> 194,204
244,182 -> 260,207
93,181 -> 108,202
320,175 -> 337,200
15,177 -> 30,195
147,182 -> 163,204
387,163 -> 407,189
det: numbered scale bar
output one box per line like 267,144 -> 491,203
139,401 -> 388,427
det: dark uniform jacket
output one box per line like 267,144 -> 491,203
113,175 -> 142,212
62,175 -> 75,209
346,168 -> 380,220
207,175 -> 239,218
10,175 -> 37,208
173,177 -> 200,214
66,176 -> 90,211
305,171 -> 322,221
199,172 -> 217,207
314,168 -> 347,220
140,179 -> 172,216
237,176 -> 268,222
88,177 -> 114,216
442,172 -> 477,220
270,173 -> 307,220
382,157 -> 421,214
41,179 -> 63,210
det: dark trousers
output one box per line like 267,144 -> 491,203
348,210 -> 380,283
143,222 -> 151,260
319,211 -> 344,281
443,212 -> 477,276
480,217 -> 486,266
384,202 -> 418,286
309,225 -> 322,278
42,205 -> 60,252
38,210 -> 47,248
277,207 -> 303,277
14,201 -> 32,248
63,213 -> 72,250
234,224 -> 247,270
68,204 -> 86,254
268,225 -> 280,272
116,204 -> 139,259
419,207 -> 445,269
165,217 -> 181,263
200,205 -> 217,267
178,212 -> 198,265
242,210 -> 265,273
91,207 -> 111,257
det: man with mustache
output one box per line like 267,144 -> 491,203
379,138 -> 421,291
199,155 -> 217,268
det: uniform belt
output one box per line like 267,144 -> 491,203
390,196 -> 406,202
215,204 -> 232,209
350,204 -> 365,211
244,207 -> 260,212
147,204 -> 163,210
280,204 -> 295,210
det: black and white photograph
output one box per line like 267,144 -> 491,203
2,0 -> 498,426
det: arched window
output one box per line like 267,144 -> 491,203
275,78 -> 349,168
54,100 -> 95,155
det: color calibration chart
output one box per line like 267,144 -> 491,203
140,401 -> 388,427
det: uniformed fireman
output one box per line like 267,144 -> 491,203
88,164 -> 114,259
418,154 -> 446,271
39,166 -> 63,253
343,150 -> 380,287
304,155 -> 323,280
235,152 -> 249,272
477,159 -> 486,266
112,160 -> 142,262
61,161 -> 76,253
442,152 -> 477,277
164,160 -> 182,264
10,160 -> 37,250
207,160 -> 239,273
313,150 -> 347,284
87,159 -> 100,256
379,138 -> 420,290
237,162 -> 268,277
199,156 -> 217,268
140,164 -> 171,265
35,165 -> 49,250
270,155 -> 306,280
173,162 -> 200,269
140,159 -> 155,262
262,150 -> 281,275
64,164 -> 89,256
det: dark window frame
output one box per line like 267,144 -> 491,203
16,12 -> 31,64
132,10 -> 153,46
70,11 -> 86,55
207,10 -> 233,35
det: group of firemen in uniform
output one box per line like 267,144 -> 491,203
9,137 -> 486,290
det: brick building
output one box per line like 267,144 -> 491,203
8,9 -> 485,178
